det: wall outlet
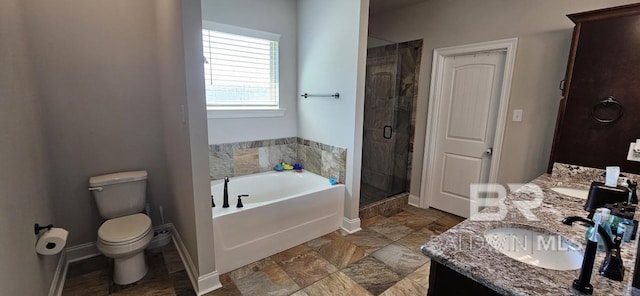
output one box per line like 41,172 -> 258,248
512,109 -> 523,122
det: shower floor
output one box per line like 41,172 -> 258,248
360,183 -> 403,208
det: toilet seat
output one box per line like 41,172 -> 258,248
98,213 -> 152,246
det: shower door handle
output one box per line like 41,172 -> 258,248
383,125 -> 392,139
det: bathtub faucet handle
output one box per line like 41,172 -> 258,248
237,194 -> 248,208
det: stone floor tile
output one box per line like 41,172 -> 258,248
406,261 -> 430,288
271,244 -> 313,264
389,211 -> 434,230
436,213 -> 465,228
162,243 -> 185,274
234,264 -> 299,296
395,227 -> 440,253
341,257 -> 401,295
403,206 -> 447,221
315,235 -> 366,269
378,277 -> 426,296
227,257 -> 275,282
65,256 -> 110,278
342,228 -> 392,255
360,215 -> 386,228
277,250 -> 338,288
371,244 -> 429,277
302,271 -> 372,296
62,270 -> 110,296
367,218 -> 414,241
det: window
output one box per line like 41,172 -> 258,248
203,22 -> 282,116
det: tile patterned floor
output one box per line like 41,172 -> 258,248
62,206 -> 463,296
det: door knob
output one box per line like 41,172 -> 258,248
485,148 -> 493,156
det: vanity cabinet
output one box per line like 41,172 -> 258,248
549,4 -> 640,174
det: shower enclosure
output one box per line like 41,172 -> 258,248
360,38 -> 422,208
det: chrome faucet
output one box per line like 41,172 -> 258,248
223,176 -> 230,208
562,216 -> 624,281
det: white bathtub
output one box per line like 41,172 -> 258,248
211,171 -> 345,274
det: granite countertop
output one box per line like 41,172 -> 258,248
421,163 -> 640,295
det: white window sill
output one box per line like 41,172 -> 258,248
207,108 -> 286,119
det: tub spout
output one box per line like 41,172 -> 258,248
223,176 -> 230,208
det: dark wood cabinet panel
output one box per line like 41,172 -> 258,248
549,4 -> 640,174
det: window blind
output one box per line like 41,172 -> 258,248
203,28 -> 279,108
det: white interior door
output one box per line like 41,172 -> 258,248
429,52 -> 506,217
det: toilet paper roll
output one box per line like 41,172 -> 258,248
36,228 -> 68,255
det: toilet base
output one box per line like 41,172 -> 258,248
113,251 -> 148,285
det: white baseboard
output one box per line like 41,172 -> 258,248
196,271 -> 223,295
65,242 -> 100,263
167,224 -> 221,295
408,194 -> 421,207
341,217 -> 361,234
48,251 -> 67,296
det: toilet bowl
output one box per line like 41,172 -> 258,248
89,170 -> 152,285
96,213 -> 153,285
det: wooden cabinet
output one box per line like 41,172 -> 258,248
549,4 -> 640,174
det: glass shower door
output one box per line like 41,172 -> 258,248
360,46 -> 406,207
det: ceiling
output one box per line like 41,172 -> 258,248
368,0 -> 429,16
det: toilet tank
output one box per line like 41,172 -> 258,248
89,170 -> 148,219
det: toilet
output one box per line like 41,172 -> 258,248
89,170 -> 153,285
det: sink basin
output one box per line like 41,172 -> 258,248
484,227 -> 583,270
551,187 -> 589,200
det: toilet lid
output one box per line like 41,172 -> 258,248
98,213 -> 151,244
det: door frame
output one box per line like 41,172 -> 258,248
419,38 -> 518,209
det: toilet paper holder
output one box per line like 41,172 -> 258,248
34,223 -> 54,235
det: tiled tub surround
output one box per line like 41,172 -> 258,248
209,137 -> 346,182
421,164 -> 640,295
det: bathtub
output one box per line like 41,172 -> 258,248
211,170 -> 345,274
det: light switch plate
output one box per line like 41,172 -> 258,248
512,109 -> 523,122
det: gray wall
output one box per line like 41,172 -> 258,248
202,0 -> 298,144
0,0 -> 58,294
297,0 -> 370,224
22,0 -> 172,246
368,0 -> 640,196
